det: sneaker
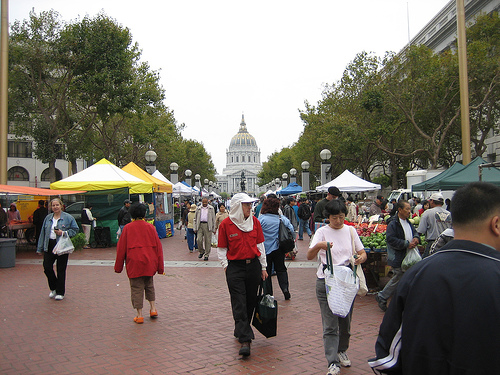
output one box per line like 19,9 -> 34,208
198,253 -> 204,259
49,290 -> 57,299
375,295 -> 387,312
204,257 -> 209,261
54,295 -> 64,300
326,363 -> 340,375
337,351 -> 351,367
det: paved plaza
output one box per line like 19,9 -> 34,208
1,230 -> 385,374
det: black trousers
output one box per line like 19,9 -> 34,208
43,239 -> 69,296
225,258 -> 262,343
265,249 -> 289,297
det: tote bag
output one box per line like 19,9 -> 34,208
324,242 -> 359,318
348,226 -> 368,296
252,281 -> 278,338
278,217 -> 295,253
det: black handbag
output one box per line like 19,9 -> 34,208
278,217 -> 295,253
252,281 -> 278,338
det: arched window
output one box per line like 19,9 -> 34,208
41,168 -> 63,182
236,156 -> 239,163
8,166 -> 29,181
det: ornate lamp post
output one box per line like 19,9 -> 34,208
274,177 -> 280,191
289,168 -> 297,184
301,161 -> 310,192
185,169 -> 192,187
204,178 -> 209,192
281,172 -> 288,189
169,162 -> 179,184
145,149 -> 157,174
320,149 -> 332,185
194,173 -> 201,189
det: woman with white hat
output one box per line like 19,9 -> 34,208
217,193 -> 268,357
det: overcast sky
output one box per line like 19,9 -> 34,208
10,0 -> 451,175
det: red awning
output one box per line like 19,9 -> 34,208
0,184 -> 86,196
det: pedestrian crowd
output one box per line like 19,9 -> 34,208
13,181 -> 499,375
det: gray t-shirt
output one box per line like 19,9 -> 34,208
417,206 -> 452,241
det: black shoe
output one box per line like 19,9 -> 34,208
375,295 -> 387,312
238,342 -> 251,356
204,257 -> 209,261
298,238 -> 303,240
198,253 -> 204,259
284,291 -> 291,300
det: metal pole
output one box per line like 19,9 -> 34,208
0,0 -> 8,184
456,0 -> 471,165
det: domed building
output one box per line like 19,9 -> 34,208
216,115 -> 262,195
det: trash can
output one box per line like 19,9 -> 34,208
0,238 -> 17,268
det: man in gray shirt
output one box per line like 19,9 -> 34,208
417,192 -> 451,257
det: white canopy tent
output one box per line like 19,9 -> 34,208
152,170 -> 173,185
316,170 -> 381,192
172,182 -> 195,197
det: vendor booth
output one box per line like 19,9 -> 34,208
276,182 -> 302,196
316,170 -> 381,192
0,185 -> 86,267
50,158 -> 154,244
122,162 -> 174,238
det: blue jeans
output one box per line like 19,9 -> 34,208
298,218 -> 312,239
186,228 -> 197,251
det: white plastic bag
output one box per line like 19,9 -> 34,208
324,265 -> 359,318
52,231 -> 75,255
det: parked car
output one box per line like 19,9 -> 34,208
65,201 -> 84,222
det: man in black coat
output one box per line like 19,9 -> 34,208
375,200 -> 419,312
32,200 -> 48,245
369,182 -> 500,374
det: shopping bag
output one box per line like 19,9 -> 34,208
278,217 -> 295,253
252,281 -> 278,338
211,233 -> 218,248
401,247 -> 422,272
325,242 -> 359,318
348,226 -> 368,296
52,231 -> 75,255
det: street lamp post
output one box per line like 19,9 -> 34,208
289,168 -> 297,184
145,149 -> 157,174
301,161 -> 310,192
281,172 -> 288,189
185,169 -> 192,187
194,174 -> 201,189
169,162 -> 179,184
275,177 -> 280,191
204,178 -> 209,192
320,149 -> 332,185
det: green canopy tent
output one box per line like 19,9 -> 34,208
436,157 -> 500,190
411,162 -> 465,192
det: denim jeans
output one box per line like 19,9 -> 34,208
298,218 -> 312,239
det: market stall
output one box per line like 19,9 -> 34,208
276,182 -> 302,196
316,170 -> 381,192
50,158 -> 154,244
122,162 -> 174,238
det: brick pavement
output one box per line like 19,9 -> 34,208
1,229 -> 385,374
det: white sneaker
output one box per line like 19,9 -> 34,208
55,295 -> 64,300
338,351 -> 351,367
49,290 -> 57,298
326,363 -> 340,375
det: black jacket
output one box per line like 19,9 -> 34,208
117,206 -> 131,226
385,217 -> 419,268
297,203 -> 311,220
369,239 -> 500,374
